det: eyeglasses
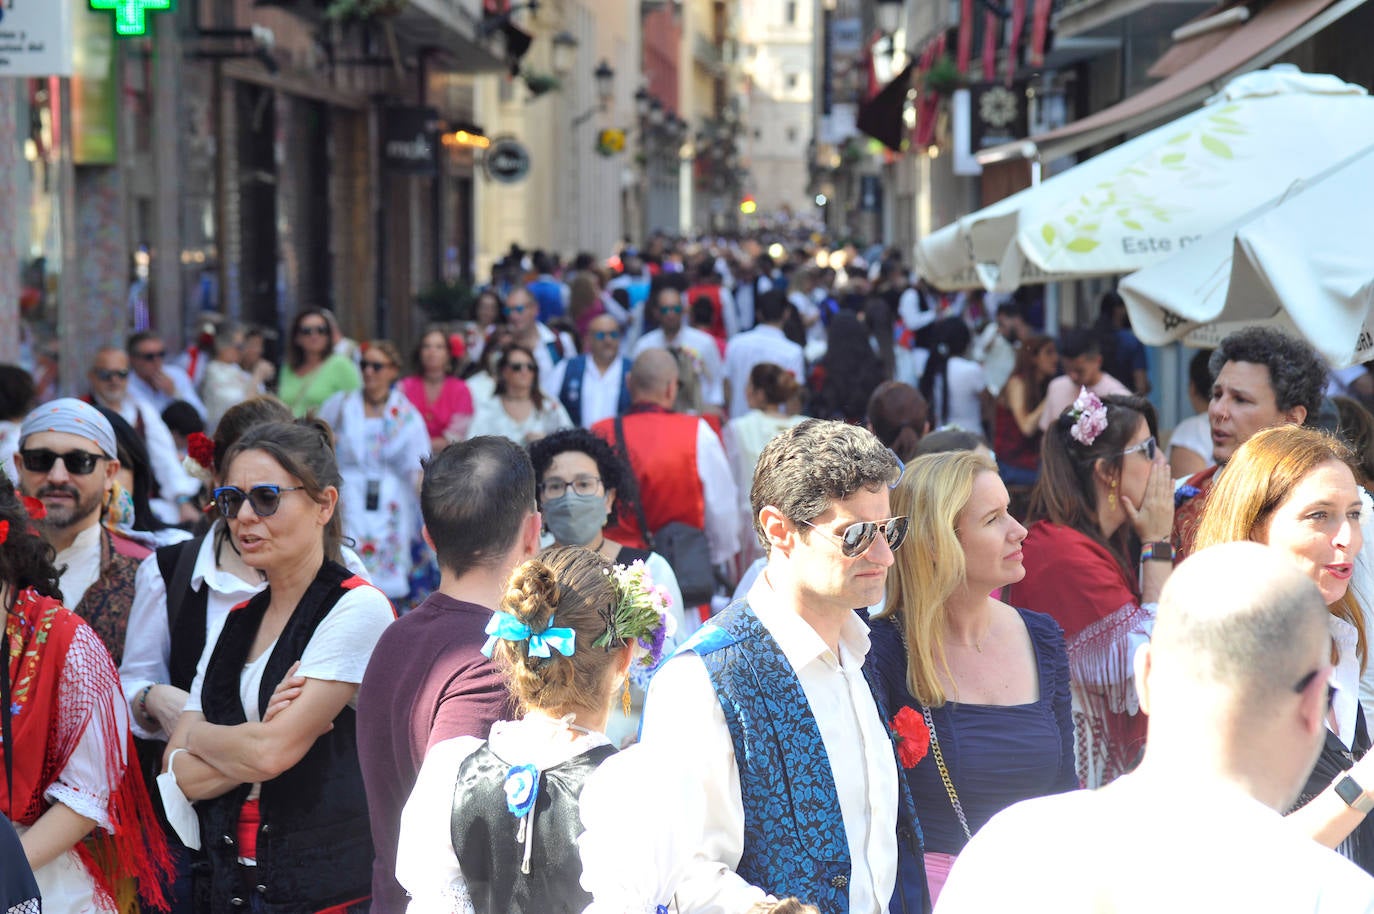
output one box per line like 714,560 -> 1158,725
659,305 -> 685,314
213,484 -> 307,519
133,349 -> 166,361
802,516 -> 910,557
591,330 -> 621,341
94,369 -> 129,382
297,324 -> 330,336
1119,436 -> 1158,461
505,362 -> 536,373
505,304 -> 529,315
539,475 -> 603,499
1294,667 -> 1338,712
19,449 -> 108,476
360,360 -> 394,373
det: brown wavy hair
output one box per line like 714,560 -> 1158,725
494,546 -> 627,717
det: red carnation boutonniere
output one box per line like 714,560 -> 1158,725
21,496 -> 46,521
892,706 -> 930,769
184,432 -> 216,485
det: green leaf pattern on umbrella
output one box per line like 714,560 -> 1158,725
1033,105 -> 1249,258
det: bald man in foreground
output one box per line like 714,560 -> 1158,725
937,542 -> 1374,913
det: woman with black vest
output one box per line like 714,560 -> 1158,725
396,546 -> 672,913
160,418 -> 393,914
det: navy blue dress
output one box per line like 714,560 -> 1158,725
867,608 -> 1077,855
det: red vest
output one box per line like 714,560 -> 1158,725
686,283 -> 727,343
593,411 -> 705,549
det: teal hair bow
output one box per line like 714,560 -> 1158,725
481,611 -> 577,659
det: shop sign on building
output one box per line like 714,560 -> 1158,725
382,106 -> 440,176
485,136 -> 531,184
0,0 -> 75,76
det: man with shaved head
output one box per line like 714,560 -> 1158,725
937,542 -> 1374,912
593,349 -> 739,620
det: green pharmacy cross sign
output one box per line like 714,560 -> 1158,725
89,0 -> 174,37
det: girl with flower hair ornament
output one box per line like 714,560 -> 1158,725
1005,391 -> 1174,789
396,546 -> 672,914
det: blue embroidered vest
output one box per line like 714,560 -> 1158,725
679,601 -> 929,914
557,354 -> 632,427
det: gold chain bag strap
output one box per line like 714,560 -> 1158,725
920,705 -> 972,842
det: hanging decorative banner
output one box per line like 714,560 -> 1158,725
1029,0 -> 1052,66
89,0 -> 174,38
1007,0 -> 1027,85
0,0 -> 75,75
982,11 -> 997,82
956,0 -> 974,75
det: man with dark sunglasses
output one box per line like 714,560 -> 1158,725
639,420 -> 928,913
939,542 -> 1374,912
87,346 -> 201,524
126,330 -> 207,423
548,314 -> 633,428
15,398 -> 151,664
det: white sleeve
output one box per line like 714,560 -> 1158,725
182,611 -> 230,715
143,405 -> 201,499
540,400 -> 574,437
46,626 -> 131,833
696,420 -> 741,566
697,337 -> 726,408
316,391 -> 346,433
397,736 -> 484,914
295,586 -> 395,685
638,655 -> 772,912
120,554 -> 175,740
719,288 -> 739,338
546,360 -> 568,403
644,551 -> 687,648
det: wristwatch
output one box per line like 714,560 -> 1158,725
1140,541 -> 1176,563
1334,773 -> 1374,814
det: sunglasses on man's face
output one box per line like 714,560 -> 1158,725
94,369 -> 129,382
802,516 -> 911,557
592,330 -> 621,341
134,349 -> 166,361
505,304 -> 529,315
213,484 -> 307,519
660,305 -> 684,315
19,448 -> 108,476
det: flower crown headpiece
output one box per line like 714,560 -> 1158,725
183,432 -> 215,486
1067,387 -> 1109,447
595,560 -> 677,688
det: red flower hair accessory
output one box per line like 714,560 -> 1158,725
184,432 -> 216,485
21,495 -> 47,520
0,520 -> 9,546
892,706 -> 930,768
448,333 -> 467,362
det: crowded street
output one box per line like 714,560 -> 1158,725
4,0 -> 1374,912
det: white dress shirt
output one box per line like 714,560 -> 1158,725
639,573 -> 899,914
55,523 -> 104,615
722,325 -> 806,419
108,395 -> 202,503
546,356 -> 627,429
633,327 -> 726,408
129,365 -> 207,421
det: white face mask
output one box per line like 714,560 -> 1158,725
542,491 -> 609,546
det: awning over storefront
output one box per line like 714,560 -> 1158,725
857,63 -> 915,152
977,0 -> 1367,165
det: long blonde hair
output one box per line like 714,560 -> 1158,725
873,450 -> 998,706
1194,425 -> 1367,669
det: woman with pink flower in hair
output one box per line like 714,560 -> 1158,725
318,340 -> 431,602
1005,390 -> 1174,789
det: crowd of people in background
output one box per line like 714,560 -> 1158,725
7,232 -> 1374,913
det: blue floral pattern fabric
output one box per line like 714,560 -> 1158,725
689,601 -> 928,914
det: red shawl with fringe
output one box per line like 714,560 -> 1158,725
3,588 -> 172,911
1007,521 -> 1150,789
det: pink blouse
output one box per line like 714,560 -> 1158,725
400,375 -> 475,442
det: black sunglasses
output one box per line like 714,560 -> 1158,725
19,448 -> 108,476
94,369 -> 129,381
213,484 -> 307,519
1294,668 -> 1338,712
134,349 -> 166,361
802,516 -> 910,557
360,360 -> 393,372
505,362 -> 536,373
297,324 -> 330,336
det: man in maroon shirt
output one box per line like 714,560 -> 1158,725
355,436 -> 542,914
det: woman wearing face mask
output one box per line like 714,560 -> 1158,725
527,429 -> 685,743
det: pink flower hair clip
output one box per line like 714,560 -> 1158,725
1068,387 -> 1109,446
